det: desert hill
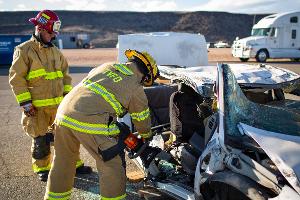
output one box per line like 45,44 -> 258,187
0,11 -> 267,47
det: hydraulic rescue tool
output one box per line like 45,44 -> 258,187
99,122 -> 170,169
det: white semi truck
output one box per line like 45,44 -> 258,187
232,11 -> 300,62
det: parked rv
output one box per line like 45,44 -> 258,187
118,32 -> 208,66
232,11 -> 300,62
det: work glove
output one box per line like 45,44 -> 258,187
140,131 -> 153,143
23,103 -> 36,117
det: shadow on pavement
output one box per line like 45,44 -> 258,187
74,171 -> 143,199
0,65 -> 9,76
69,66 -> 94,74
0,66 -> 94,76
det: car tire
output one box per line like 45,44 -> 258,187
201,171 -> 271,200
239,58 -> 249,62
83,43 -> 90,49
291,58 -> 300,62
256,49 -> 268,63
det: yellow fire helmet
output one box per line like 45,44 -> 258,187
125,49 -> 159,86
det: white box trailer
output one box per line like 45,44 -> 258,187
118,32 -> 208,67
232,11 -> 300,62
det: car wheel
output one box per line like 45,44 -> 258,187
201,171 -> 271,200
83,43 -> 90,49
239,58 -> 249,62
256,49 -> 268,62
291,58 -> 300,62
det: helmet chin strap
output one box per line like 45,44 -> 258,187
50,36 -> 56,43
34,30 -> 54,47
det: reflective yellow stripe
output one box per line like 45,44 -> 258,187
32,96 -> 63,107
56,114 -> 120,135
130,108 -> 150,122
139,131 -> 152,139
83,79 -> 124,116
26,68 -> 46,80
16,91 -> 31,103
48,195 -> 70,200
32,163 -> 51,173
76,160 -> 84,168
100,194 -> 126,200
113,64 -> 133,76
47,190 -> 72,200
45,71 -> 63,80
63,85 -> 73,93
42,13 -> 51,20
26,68 -> 63,80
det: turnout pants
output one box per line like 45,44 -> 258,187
21,107 -> 83,173
45,125 -> 126,200
21,107 -> 57,173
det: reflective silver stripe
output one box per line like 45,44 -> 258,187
56,114 -> 120,135
113,64 -> 133,76
83,80 -> 124,116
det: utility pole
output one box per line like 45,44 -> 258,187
253,14 -> 256,26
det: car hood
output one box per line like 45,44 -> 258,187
240,123 -> 300,195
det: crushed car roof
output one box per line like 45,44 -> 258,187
159,64 -> 300,97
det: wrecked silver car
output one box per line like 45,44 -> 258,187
121,63 -> 300,200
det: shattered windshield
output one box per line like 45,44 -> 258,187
251,28 -> 271,36
222,65 -> 300,137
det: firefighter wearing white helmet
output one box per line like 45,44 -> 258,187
8,10 -> 91,182
44,50 -> 159,200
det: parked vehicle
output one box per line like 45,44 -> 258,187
124,63 -> 300,200
207,42 -> 214,49
232,11 -> 300,62
214,41 -> 230,48
54,33 -> 91,49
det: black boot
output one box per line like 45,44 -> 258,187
32,135 -> 50,160
37,170 -> 49,182
76,165 -> 92,174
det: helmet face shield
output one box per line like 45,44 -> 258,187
52,20 -> 61,34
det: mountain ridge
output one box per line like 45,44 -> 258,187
0,11 -> 268,47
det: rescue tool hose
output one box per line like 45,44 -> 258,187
128,123 -> 170,159
127,142 -> 149,159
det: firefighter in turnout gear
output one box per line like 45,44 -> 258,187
9,10 -> 92,182
44,49 -> 159,200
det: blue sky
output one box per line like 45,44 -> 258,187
0,0 -> 299,14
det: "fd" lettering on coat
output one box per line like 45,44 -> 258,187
103,70 -> 122,82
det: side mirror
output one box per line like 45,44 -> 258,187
270,28 -> 278,38
274,28 -> 278,38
